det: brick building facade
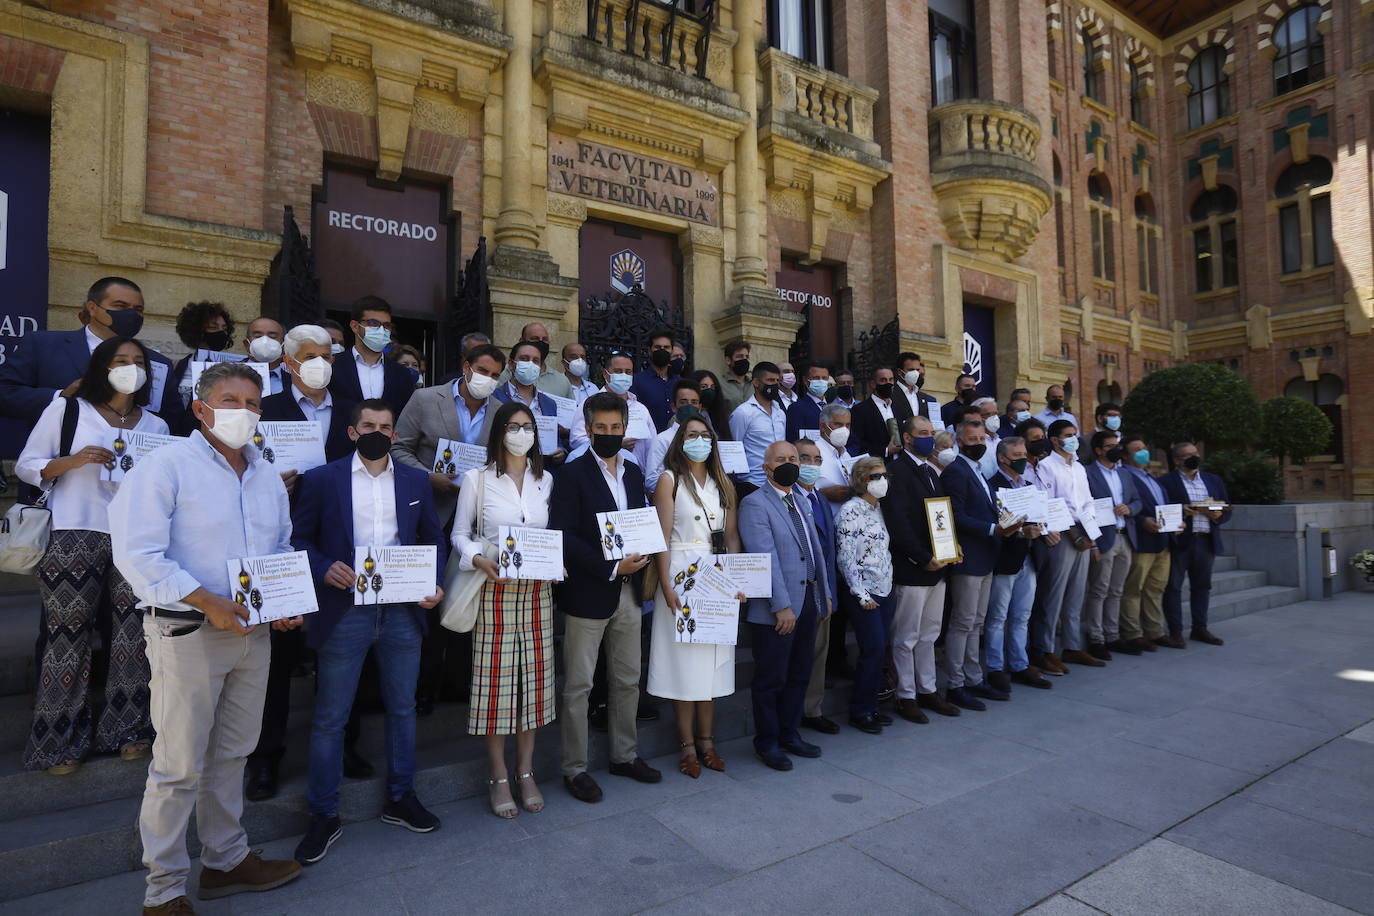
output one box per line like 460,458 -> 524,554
0,0 -> 1367,497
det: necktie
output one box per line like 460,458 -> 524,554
782,493 -> 816,583
808,490 -> 830,546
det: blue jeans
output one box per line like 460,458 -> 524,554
845,588 -> 893,717
308,605 -> 423,816
984,560 -> 1036,673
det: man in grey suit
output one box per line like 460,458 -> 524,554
392,344 -> 505,526
1082,431 -> 1142,660
739,441 -> 835,771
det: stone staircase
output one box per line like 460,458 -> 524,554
0,553 -> 1304,902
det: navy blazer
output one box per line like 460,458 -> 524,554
800,485 -> 837,586
784,395 -> 824,442
329,350 -> 416,417
0,329 -> 180,451
848,398 -> 895,458
942,454 -> 1001,576
550,451 -> 650,619
1123,466 -> 1170,554
1161,470 -> 1231,554
738,482 -> 834,625
1084,461 -> 1143,553
261,387 -> 358,464
893,386 -> 935,423
882,451 -> 947,587
291,456 -> 447,649
989,471 -> 1034,575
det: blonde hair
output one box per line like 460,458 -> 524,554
933,429 -> 956,452
848,456 -> 885,498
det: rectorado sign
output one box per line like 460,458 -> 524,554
548,133 -> 718,226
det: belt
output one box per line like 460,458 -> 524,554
145,607 -> 205,622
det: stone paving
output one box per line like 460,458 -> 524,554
9,592 -> 1374,915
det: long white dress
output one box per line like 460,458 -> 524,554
647,470 -> 736,701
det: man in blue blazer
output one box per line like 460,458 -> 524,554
739,441 -> 834,770
1083,431 -> 1143,659
327,297 -> 416,417
289,399 -> 447,865
784,362 -> 831,441
1117,436 -> 1172,652
1160,441 -> 1231,647
942,417 -> 1019,709
551,392 -> 662,803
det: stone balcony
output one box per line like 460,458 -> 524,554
759,48 -> 884,163
928,99 -> 1052,262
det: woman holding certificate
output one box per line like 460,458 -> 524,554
16,337 -> 168,774
647,414 -> 741,777
452,400 -> 556,818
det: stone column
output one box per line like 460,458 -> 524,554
730,0 -> 767,287
495,0 -> 539,248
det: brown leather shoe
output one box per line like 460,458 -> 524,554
1153,633 -> 1186,649
895,697 -> 929,724
1043,654 -> 1069,675
197,851 -> 301,900
1190,628 -> 1224,646
1130,637 -> 1158,653
144,897 -> 196,915
916,692 -> 960,717
1061,649 -> 1105,667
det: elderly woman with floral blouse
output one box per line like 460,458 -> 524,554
834,456 -> 896,734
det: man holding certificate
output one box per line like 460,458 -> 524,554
1161,442 -> 1231,647
1083,432 -> 1142,661
289,399 -> 447,865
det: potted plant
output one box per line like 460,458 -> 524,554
1350,549 -> 1374,585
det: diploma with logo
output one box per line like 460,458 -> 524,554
253,421 -> 326,473
536,415 -> 559,455
1045,497 -> 1075,532
996,487 -> 1047,526
189,360 -> 270,395
1092,496 -> 1117,530
1155,503 -> 1185,533
669,555 -> 740,645
595,507 -> 667,560
496,526 -> 564,581
226,551 -> 319,625
102,429 -> 179,483
353,545 -> 438,606
924,496 -> 960,562
432,438 -> 486,476
713,553 -> 772,598
717,440 -> 749,475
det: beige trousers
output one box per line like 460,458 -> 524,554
803,611 -> 832,718
890,582 -> 947,698
1120,550 -> 1172,640
560,584 -> 642,777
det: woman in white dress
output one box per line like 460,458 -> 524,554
648,413 -> 742,777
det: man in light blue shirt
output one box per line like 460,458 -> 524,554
1034,383 -> 1078,430
109,362 -> 303,913
728,361 -> 787,487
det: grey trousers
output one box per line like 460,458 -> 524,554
1084,535 -> 1133,644
560,584 -> 642,777
945,574 -> 993,689
804,609 -> 832,718
1034,542 -> 1091,654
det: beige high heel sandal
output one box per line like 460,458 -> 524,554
488,776 -> 518,819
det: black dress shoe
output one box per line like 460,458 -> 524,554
986,669 -> 1012,693
343,747 -> 375,780
874,712 -> 893,726
245,762 -> 278,802
415,690 -> 435,718
802,715 -> 840,735
946,687 -> 986,712
564,772 -> 603,803
1190,628 -> 1225,646
969,681 -> 1010,701
1108,639 -> 1142,656
848,713 -> 883,734
608,757 -> 663,783
1010,668 -> 1053,689
895,698 -> 928,724
917,692 -> 960,717
756,748 -> 793,771
780,737 -> 823,758
1088,642 -> 1113,662
587,703 -> 609,732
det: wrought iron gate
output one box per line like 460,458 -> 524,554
261,205 -> 322,328
579,283 -> 692,372
847,317 -> 899,386
442,236 -> 489,376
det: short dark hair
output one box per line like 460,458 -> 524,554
672,378 -> 700,399
1090,430 -> 1118,453
723,339 -> 749,359
1121,435 -> 1146,453
801,360 -> 832,376
952,404 -> 980,424
486,400 -> 544,479
583,391 -> 628,427
465,343 -> 507,369
752,361 -> 781,378
510,340 -> 543,364
1014,417 -> 1046,438
319,318 -> 344,334
350,398 -> 395,428
955,372 -> 977,387
1048,418 -> 1076,438
77,337 -> 155,408
1095,402 -> 1121,418
647,328 -> 674,346
350,296 -> 392,322
174,301 -> 235,349
86,276 -> 141,306
896,351 -> 922,367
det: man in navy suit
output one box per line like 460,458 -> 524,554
796,438 -> 842,736
1083,431 -> 1142,659
1117,436 -> 1171,652
848,367 -> 901,458
785,361 -> 832,441
552,392 -> 662,803
327,296 -> 415,417
739,441 -> 834,770
1161,441 -> 1231,647
893,352 -> 938,422
289,399 -> 447,865
942,416 -> 1020,710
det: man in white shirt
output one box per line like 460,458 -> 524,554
109,362 -> 303,914
1034,384 -> 1078,429
569,352 -> 655,468
559,341 -> 600,404
831,370 -> 858,409
777,361 -> 799,409
646,380 -> 702,494
972,397 -> 1002,478
813,403 -> 853,521
243,316 -> 286,395
1082,430 -> 1140,661
729,361 -> 787,487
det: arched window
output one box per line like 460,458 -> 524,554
1129,61 -> 1147,126
930,0 -> 977,105
1273,5 -> 1325,96
1284,372 -> 1342,461
1187,46 -> 1230,128
1088,175 -> 1114,281
1275,157 -> 1334,274
1189,186 -> 1239,292
1082,27 -> 1104,101
1135,193 -> 1160,294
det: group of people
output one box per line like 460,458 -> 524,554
0,278 -> 1232,916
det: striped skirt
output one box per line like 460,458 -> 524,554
468,578 -> 555,735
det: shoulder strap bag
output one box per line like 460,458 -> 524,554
0,397 -> 79,574
439,467 -> 491,633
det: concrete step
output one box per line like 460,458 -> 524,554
1213,554 -> 1238,573
1197,584 -> 1306,623
1207,568 -> 1268,597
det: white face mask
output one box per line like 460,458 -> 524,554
937,447 -> 959,468
466,372 -> 499,400
826,426 -> 850,449
903,370 -> 921,389
984,415 -> 1001,435
504,429 -> 536,456
108,364 -> 147,395
203,407 -> 259,450
297,355 -> 332,390
867,477 -> 889,499
248,336 -> 283,363
566,357 -> 588,378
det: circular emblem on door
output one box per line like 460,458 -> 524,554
610,249 -> 646,294
962,331 -> 983,385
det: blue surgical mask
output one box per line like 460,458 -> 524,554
911,435 -> 936,457
1060,434 -> 1080,454
1015,410 -> 1031,423
1133,448 -> 1151,466
682,437 -> 713,463
798,465 -> 822,486
807,379 -> 829,399
514,361 -> 541,386
1105,415 -> 1121,431
362,326 -> 391,351
607,372 -> 633,395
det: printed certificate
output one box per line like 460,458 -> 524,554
1092,496 -> 1117,530
996,487 -> 1047,526
353,545 -> 439,606
536,415 -> 559,455
189,360 -> 271,396
924,496 -> 960,562
102,429 -> 179,483
595,507 -> 667,560
713,553 -> 772,598
717,440 -> 749,475
547,394 -> 577,428
253,421 -> 326,473
227,551 -> 319,625
1155,503 -> 1185,533
1045,497 -> 1075,532
669,555 -> 740,646
496,526 -> 564,581
432,438 -> 487,476
147,361 -> 169,412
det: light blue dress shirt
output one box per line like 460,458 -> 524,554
729,397 -> 788,486
295,387 -> 333,439
451,380 -> 489,444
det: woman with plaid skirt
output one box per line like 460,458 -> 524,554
452,401 -> 556,819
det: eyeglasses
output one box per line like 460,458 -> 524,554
358,318 -> 395,331
504,423 -> 536,434
683,432 -> 711,441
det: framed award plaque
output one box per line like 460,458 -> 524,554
924,496 -> 961,562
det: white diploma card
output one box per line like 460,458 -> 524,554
1045,497 -> 1075,532
1092,496 -> 1117,530
595,507 -> 667,560
996,487 -> 1046,527
929,416 -> 946,432
353,545 -> 438,606
147,361 -> 169,411
194,348 -> 246,364
253,421 -> 326,473
227,551 -> 319,625
717,440 -> 749,475
924,496 -> 961,562
102,429 -> 179,483
670,555 -> 740,646
628,414 -> 656,442
432,438 -> 487,476
799,429 -> 821,443
189,360 -> 270,395
1155,503 -> 1185,533
714,553 -> 772,598
536,415 -> 559,455
495,526 -> 564,581
548,394 -> 577,428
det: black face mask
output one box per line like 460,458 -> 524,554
529,339 -> 550,360
1182,455 -> 1201,471
592,433 -> 624,459
105,307 -> 144,338
760,383 -> 780,401
916,372 -> 926,389
698,388 -> 718,408
771,462 -> 800,487
201,329 -> 232,352
1048,397 -> 1065,411
674,404 -> 699,424
874,382 -> 894,399
1028,438 -> 1052,458
1009,457 -> 1028,475
731,358 -> 750,377
650,349 -> 672,369
355,431 -> 392,461
669,357 -> 686,376
960,388 -> 978,403
834,384 -> 855,402
1105,446 -> 1125,463
962,443 -> 987,461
